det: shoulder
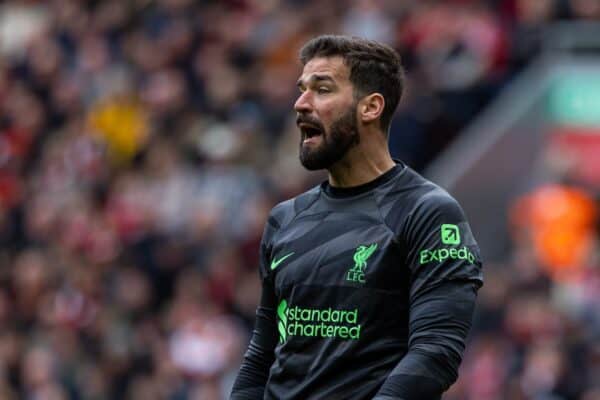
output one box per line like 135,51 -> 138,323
377,166 -> 465,229
410,181 -> 464,221
400,166 -> 457,207
268,184 -> 322,230
397,172 -> 475,249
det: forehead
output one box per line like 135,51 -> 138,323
298,56 -> 350,84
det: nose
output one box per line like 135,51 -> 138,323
294,91 -> 312,114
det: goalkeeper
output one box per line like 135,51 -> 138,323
231,35 -> 483,400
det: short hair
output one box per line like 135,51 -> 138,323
299,35 -> 404,134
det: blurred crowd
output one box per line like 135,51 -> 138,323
446,183 -> 600,400
0,0 -> 598,399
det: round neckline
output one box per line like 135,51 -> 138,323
321,160 -> 406,199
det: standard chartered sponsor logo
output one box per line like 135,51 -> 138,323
277,300 -> 289,343
419,246 -> 475,264
277,300 -> 361,343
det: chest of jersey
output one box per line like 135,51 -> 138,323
269,209 -> 408,301
267,204 -> 411,378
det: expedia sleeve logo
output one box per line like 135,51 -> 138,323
277,300 -> 361,343
419,224 -> 475,265
420,247 -> 475,264
441,224 -> 460,245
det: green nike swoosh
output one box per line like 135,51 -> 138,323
271,252 -> 295,270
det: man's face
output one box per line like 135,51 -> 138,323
294,57 -> 360,170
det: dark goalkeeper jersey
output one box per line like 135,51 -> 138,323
231,162 -> 483,400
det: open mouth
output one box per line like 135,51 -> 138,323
298,122 -> 323,142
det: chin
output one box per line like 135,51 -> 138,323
299,156 -> 327,171
299,148 -> 337,171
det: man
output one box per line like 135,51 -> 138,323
231,35 -> 483,400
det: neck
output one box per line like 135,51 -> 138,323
327,131 -> 395,188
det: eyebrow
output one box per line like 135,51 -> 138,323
296,74 -> 335,88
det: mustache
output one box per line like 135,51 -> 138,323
296,115 -> 324,130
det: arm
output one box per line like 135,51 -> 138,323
374,195 -> 483,400
230,281 -> 278,399
231,218 -> 280,399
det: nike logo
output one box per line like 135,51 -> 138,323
271,252 -> 295,270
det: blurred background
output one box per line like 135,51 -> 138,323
0,0 -> 598,399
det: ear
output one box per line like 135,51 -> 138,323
358,93 -> 385,124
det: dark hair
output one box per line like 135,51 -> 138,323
299,35 -> 404,134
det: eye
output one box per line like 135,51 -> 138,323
317,87 -> 330,94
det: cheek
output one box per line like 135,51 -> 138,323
317,99 -> 351,125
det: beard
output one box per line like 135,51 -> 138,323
298,106 -> 360,171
